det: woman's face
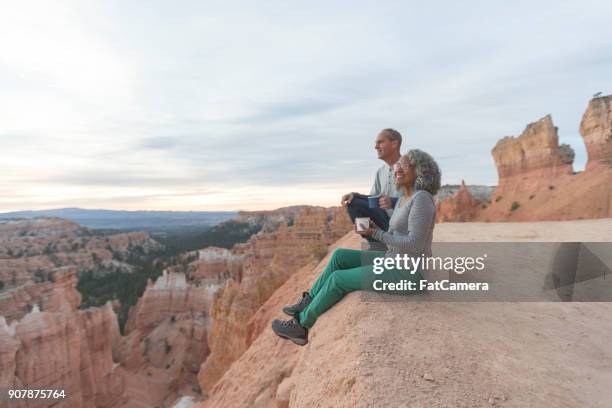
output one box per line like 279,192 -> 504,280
394,156 -> 416,187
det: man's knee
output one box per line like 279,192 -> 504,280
346,199 -> 364,221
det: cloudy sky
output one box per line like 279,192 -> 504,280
1,0 -> 610,212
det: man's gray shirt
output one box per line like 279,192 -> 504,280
369,161 -> 402,217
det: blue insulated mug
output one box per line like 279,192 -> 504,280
368,195 -> 380,208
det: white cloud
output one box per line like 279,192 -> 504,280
0,0 -> 610,211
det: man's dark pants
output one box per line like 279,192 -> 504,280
346,194 -> 390,249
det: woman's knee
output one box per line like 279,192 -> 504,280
329,270 -> 362,293
330,247 -> 351,261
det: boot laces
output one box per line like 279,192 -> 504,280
282,319 -> 295,328
298,292 -> 310,307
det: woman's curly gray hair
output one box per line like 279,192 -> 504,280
405,149 -> 441,196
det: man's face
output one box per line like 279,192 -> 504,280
375,131 -> 397,160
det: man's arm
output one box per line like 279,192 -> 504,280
343,169 -> 381,205
370,168 -> 381,196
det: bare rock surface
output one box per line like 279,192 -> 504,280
492,115 -> 574,195
0,302 -> 124,407
194,220 -> 612,408
197,207 -> 352,392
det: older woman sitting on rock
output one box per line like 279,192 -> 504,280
272,149 -> 441,345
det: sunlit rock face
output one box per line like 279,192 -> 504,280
0,302 -> 124,408
436,95 -> 612,222
491,114 -> 574,196
193,247 -> 244,282
124,271 -> 215,334
0,207 -> 350,406
190,223 -> 612,408
197,206 -> 352,392
580,95 -> 612,170
436,180 -> 483,222
0,266 -> 81,323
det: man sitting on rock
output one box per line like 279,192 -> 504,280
341,128 -> 403,250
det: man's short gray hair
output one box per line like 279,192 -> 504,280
406,149 -> 441,196
382,128 -> 402,146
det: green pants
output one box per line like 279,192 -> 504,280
298,248 -> 423,329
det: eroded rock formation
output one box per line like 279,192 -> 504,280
190,223 -> 612,408
436,180 -> 483,222
438,95 -> 612,222
477,97 -> 612,221
0,267 -> 81,323
115,268 -> 215,406
1,208 -> 350,407
0,302 -> 124,407
192,247 -> 244,282
124,271 -> 215,334
580,95 -> 612,170
117,310 -> 210,408
197,207 -> 352,392
0,218 -> 163,290
491,115 -> 574,196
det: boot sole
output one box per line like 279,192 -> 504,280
282,307 -> 298,317
273,329 -> 308,346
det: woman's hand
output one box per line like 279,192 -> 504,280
356,220 -> 381,237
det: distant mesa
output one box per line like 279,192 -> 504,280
0,208 -> 237,230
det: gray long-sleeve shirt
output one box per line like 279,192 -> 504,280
370,162 -> 402,217
373,190 -> 436,276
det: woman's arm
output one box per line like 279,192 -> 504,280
372,192 -> 435,254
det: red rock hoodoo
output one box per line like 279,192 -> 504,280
437,95 -> 612,222
580,95 -> 612,170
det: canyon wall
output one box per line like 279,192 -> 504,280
0,267 -> 81,323
1,207 -> 351,407
197,207 -> 352,393
0,302 -> 124,408
124,271 -> 215,334
0,217 -> 170,407
192,247 -> 244,282
116,270 -> 214,406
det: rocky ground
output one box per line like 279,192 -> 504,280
193,219 -> 612,408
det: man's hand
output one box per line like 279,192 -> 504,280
379,195 -> 392,209
341,193 -> 354,206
